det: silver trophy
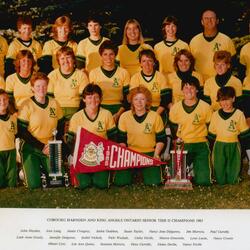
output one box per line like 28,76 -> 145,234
42,129 -> 69,188
164,138 -> 192,190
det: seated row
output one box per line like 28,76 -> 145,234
1,10 -> 249,83
0,73 -> 250,189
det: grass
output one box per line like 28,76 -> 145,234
0,166 -> 250,209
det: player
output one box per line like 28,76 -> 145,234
67,83 -> 117,189
47,46 -> 89,120
208,86 -> 250,185
0,35 -> 8,78
169,76 -> 212,186
76,16 -> 109,74
189,8 -> 236,81
0,89 -> 17,187
116,18 -> 153,77
5,50 -> 35,111
154,16 -> 189,79
239,41 -> 250,80
130,49 -> 170,116
5,15 -> 42,78
116,85 -> 166,186
39,15 -> 77,74
167,49 -> 204,106
89,40 -> 130,123
18,72 -> 64,189
203,50 -> 242,111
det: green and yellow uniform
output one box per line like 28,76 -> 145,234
5,38 -> 42,78
0,114 -> 17,187
130,70 -> 170,109
76,37 -> 109,73
5,73 -> 33,109
189,32 -> 236,80
117,43 -> 153,77
204,75 -> 242,111
240,42 -> 250,78
89,66 -> 130,114
154,39 -> 189,78
169,99 -> 212,185
48,68 -> 89,119
68,107 -> 117,189
40,39 -> 77,74
208,109 -> 250,184
0,35 -> 8,78
18,96 -> 64,189
116,110 -> 166,186
167,71 -> 204,104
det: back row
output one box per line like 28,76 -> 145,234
0,8 -> 249,83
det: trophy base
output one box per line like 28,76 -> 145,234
164,178 -> 193,190
41,173 -> 70,188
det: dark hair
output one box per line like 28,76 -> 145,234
82,83 -> 103,99
162,16 -> 178,38
139,49 -> 157,63
99,40 -> 118,56
86,16 -> 102,25
181,76 -> 200,90
217,86 -> 236,101
17,15 -> 32,30
174,49 -> 195,72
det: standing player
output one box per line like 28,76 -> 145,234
89,40 -> 130,123
189,8 -> 236,81
0,89 -> 17,187
76,16 -> 109,74
167,49 -> 204,106
130,49 -> 170,116
116,19 -> 153,77
0,35 -> 8,78
5,50 -> 35,111
18,72 -> 64,189
154,16 -> 189,79
116,85 -> 166,186
67,83 -> 117,189
203,50 -> 242,111
169,76 -> 212,186
208,86 -> 250,185
48,46 -> 89,120
5,16 -> 42,78
39,15 -> 77,74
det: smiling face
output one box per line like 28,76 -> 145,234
126,23 -> 140,44
201,10 -> 218,32
56,25 -> 70,42
140,54 -> 154,75
214,60 -> 230,75
83,93 -> 101,111
219,97 -> 235,112
19,56 -> 33,73
101,49 -> 116,69
32,79 -> 48,100
0,94 -> 9,114
18,24 -> 32,41
182,84 -> 198,102
132,93 -> 147,114
58,53 -> 74,73
177,54 -> 191,72
164,22 -> 177,39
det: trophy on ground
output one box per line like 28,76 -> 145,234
41,129 -> 69,188
164,138 -> 193,190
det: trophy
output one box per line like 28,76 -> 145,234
41,129 -> 69,188
164,138 -> 193,190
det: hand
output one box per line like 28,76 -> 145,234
42,144 -> 49,155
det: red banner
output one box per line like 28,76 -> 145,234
72,128 -> 165,175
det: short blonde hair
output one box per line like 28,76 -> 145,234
122,19 -> 144,45
128,85 -> 152,113
52,15 -> 72,40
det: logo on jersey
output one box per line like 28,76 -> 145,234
79,141 -> 104,166
71,79 -> 78,88
144,123 -> 152,134
213,42 -> 221,52
49,107 -> 57,118
112,78 -> 120,88
227,120 -> 236,132
171,47 -> 179,56
9,121 -> 16,133
97,121 -> 105,132
192,114 -> 200,125
151,82 -> 159,92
